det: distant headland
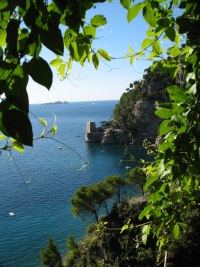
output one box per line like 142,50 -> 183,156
42,101 -> 69,105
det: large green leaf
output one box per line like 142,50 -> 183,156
159,121 -> 174,136
90,15 -> 107,27
152,40 -> 163,55
155,107 -> 172,119
139,204 -> 153,220
2,109 -> 33,146
144,175 -> 159,191
41,28 -> 64,55
24,57 -> 53,90
141,38 -> 152,49
127,3 -> 144,23
0,0 -> 8,10
64,28 -> 77,50
167,85 -> 187,103
84,25 -> 96,39
120,0 -> 131,10
143,3 -> 157,27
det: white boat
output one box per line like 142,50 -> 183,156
9,212 -> 15,216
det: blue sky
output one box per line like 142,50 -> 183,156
28,1 -> 151,104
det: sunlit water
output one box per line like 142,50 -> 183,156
0,101 -> 145,267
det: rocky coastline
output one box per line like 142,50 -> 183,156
85,100 -> 161,145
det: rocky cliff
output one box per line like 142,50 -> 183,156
85,100 -> 161,145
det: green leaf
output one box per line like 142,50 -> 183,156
12,140 -> 25,152
50,58 -> 63,67
92,54 -> 99,69
142,224 -> 150,235
0,62 -> 15,81
144,175 -> 159,191
39,117 -> 47,127
167,85 -> 187,103
90,15 -> 107,27
188,83 -> 197,95
141,38 -> 152,49
142,233 -> 148,245
41,28 -> 64,55
158,141 -> 173,152
97,49 -> 111,61
120,0 -> 131,10
120,224 -> 129,233
64,29 -> 77,50
0,29 -> 6,46
165,26 -> 176,42
152,40 -> 163,55
143,4 -> 157,27
159,120 -> 171,136
139,204 -> 153,221
172,224 -> 180,240
5,75 -> 29,112
130,56 -> 134,65
84,25 -> 96,39
155,107 -> 172,119
58,63 -> 66,79
2,109 -> 33,146
127,3 -> 144,23
128,45 -> 133,53
0,0 -> 8,10
24,57 -> 53,90
6,19 -> 19,57
51,124 -> 57,136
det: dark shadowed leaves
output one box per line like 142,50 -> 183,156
2,109 -> 33,146
41,28 -> 64,55
6,19 -> 19,57
24,57 -> 53,90
5,74 -> 29,112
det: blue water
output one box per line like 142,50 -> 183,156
0,101 -> 144,267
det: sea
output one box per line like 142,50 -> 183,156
0,100 -> 145,267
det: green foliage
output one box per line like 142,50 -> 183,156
41,237 -> 63,267
0,0 -> 111,149
71,183 -> 109,223
112,66 -> 173,136
120,0 -> 200,260
65,236 -> 80,267
65,199 -> 158,267
66,197 -> 200,267
125,167 -> 147,196
71,176 -> 126,224
104,175 -> 126,203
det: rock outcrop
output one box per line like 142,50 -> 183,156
85,100 -> 161,145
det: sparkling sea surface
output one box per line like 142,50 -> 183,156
0,100 -> 144,267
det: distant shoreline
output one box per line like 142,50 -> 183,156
42,101 -> 69,105
31,100 -> 119,105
